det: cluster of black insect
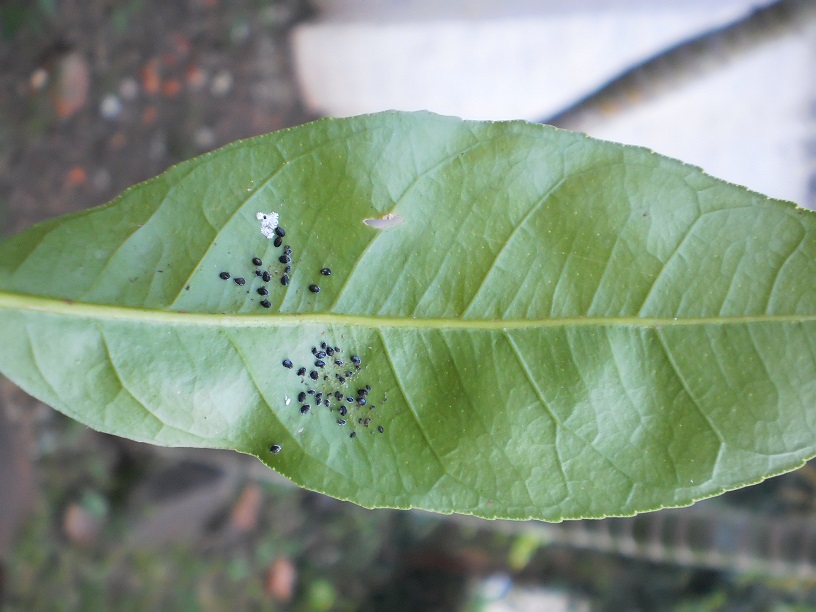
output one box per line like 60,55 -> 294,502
270,341 -> 386,454
214,220 -> 365,456
218,224 -> 335,308
218,226 -> 293,307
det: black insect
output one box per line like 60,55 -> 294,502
351,355 -> 361,365
320,342 -> 327,349
357,388 -> 368,396
315,392 -> 323,403
334,391 -> 344,401
279,255 -> 290,264
311,347 -> 318,355
323,399 -> 330,407
257,287 -> 268,296
339,406 -> 347,416
273,236 -> 283,248
307,389 -> 315,395
252,257 -> 263,266
334,347 -> 341,353
281,274 -> 290,286
297,367 -> 306,376
315,360 -> 325,368
337,419 -> 346,425
300,405 -> 310,414
269,444 -> 282,454
282,359 -> 293,369
316,351 -> 327,359
284,265 -> 291,273
260,300 -> 271,308
357,397 -> 367,406
309,371 -> 318,380
365,384 -> 371,391
320,268 -> 332,276
326,347 -> 334,356
334,360 -> 343,366
262,271 -> 271,282
338,376 -> 346,384
350,432 -> 356,438
308,284 -> 320,293
219,272 -> 230,280
297,391 -> 306,402
345,396 -> 354,403
234,277 -> 246,286
275,226 -> 285,237
378,426 -> 384,433
255,270 -> 263,277
363,418 -> 370,427
283,246 -> 292,255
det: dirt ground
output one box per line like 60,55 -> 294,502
2,2 -> 816,610
0,0 -> 314,236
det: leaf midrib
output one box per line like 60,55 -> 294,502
1,291 -> 813,330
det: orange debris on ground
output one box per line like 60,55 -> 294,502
265,557 -> 296,602
172,33 -> 191,56
63,502 -> 101,546
228,484 -> 262,533
64,165 -> 87,187
185,65 -> 207,90
142,105 -> 158,125
141,58 -> 161,95
109,132 -> 127,150
53,52 -> 89,119
162,79 -> 182,97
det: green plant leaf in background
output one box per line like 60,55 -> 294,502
1,111 -> 815,521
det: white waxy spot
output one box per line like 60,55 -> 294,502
256,211 -> 279,239
285,396 -> 291,406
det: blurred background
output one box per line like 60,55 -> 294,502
1,0 -> 816,609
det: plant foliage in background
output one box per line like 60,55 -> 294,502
1,111 -> 815,521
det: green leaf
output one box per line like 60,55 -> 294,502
1,111 -> 815,521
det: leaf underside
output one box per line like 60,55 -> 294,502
1,111 -> 815,521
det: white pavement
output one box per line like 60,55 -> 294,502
292,0 -> 814,206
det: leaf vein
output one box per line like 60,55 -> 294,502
502,331 -> 571,497
99,328 -> 185,439
764,229 -> 807,314
463,177 -> 567,317
438,331 -> 535,505
654,328 -> 725,447
637,216 -> 703,316
378,329 -> 469,491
